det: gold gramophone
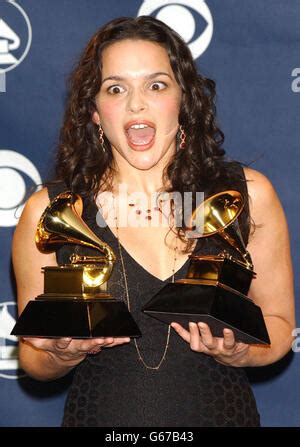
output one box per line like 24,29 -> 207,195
11,192 -> 141,338
143,190 -> 270,345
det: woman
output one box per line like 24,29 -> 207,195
12,16 -> 295,427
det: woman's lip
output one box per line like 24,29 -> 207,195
124,120 -> 156,151
124,120 -> 156,131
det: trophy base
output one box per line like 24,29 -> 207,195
142,282 -> 270,345
11,297 -> 141,338
187,254 -> 255,295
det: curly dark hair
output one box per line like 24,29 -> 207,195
55,16 -> 249,245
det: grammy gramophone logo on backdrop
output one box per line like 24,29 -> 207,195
0,0 -> 32,92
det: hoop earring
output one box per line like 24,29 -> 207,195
98,124 -> 105,153
179,125 -> 186,150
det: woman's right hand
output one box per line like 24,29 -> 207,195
21,336 -> 131,367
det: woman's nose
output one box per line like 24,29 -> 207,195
126,89 -> 147,113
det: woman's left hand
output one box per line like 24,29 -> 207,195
171,322 -> 250,367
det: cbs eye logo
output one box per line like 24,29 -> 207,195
0,150 -> 42,227
137,0 -> 213,59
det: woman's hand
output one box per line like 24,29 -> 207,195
171,322 -> 249,367
21,336 -> 131,367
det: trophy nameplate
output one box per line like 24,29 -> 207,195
11,192 -> 141,338
143,191 -> 270,345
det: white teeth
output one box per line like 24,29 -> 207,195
130,124 -> 148,129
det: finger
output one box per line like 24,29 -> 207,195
55,338 -> 72,350
223,329 -> 236,350
189,322 -> 203,351
100,337 -> 118,347
21,337 -> 56,351
84,343 -> 103,354
171,322 -> 191,343
82,337 -> 114,350
86,346 -> 102,355
77,336 -> 127,353
198,323 -> 217,349
94,337 -> 114,344
76,338 -> 111,353
105,337 -> 131,347
113,337 -> 131,344
21,337 -> 44,349
101,337 -> 115,345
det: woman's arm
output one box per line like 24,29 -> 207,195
13,188 -> 130,381
172,168 -> 295,367
241,167 -> 295,365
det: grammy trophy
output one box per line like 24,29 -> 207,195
11,192 -> 141,338
143,190 -> 270,345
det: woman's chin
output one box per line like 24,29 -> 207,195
126,152 -> 162,170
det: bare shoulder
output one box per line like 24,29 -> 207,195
243,167 -> 283,225
20,187 -> 50,225
13,187 -> 51,263
243,167 -> 277,203
13,187 -> 57,312
26,188 -> 49,213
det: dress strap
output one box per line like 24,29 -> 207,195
46,180 -> 69,201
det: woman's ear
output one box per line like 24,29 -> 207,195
92,110 -> 100,125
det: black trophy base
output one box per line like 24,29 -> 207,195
142,282 -> 270,345
11,297 -> 141,338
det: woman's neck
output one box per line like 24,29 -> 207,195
111,153 -> 172,196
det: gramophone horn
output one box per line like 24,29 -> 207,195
35,191 -> 116,263
190,190 -> 243,236
190,190 -> 253,268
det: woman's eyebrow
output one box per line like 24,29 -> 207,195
101,72 -> 172,84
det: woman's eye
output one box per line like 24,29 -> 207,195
150,81 -> 166,91
107,85 -> 125,95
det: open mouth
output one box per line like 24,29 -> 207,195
125,121 -> 156,151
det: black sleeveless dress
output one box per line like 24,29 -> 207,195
48,162 -> 260,427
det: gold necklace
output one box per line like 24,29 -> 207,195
113,197 -> 178,371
